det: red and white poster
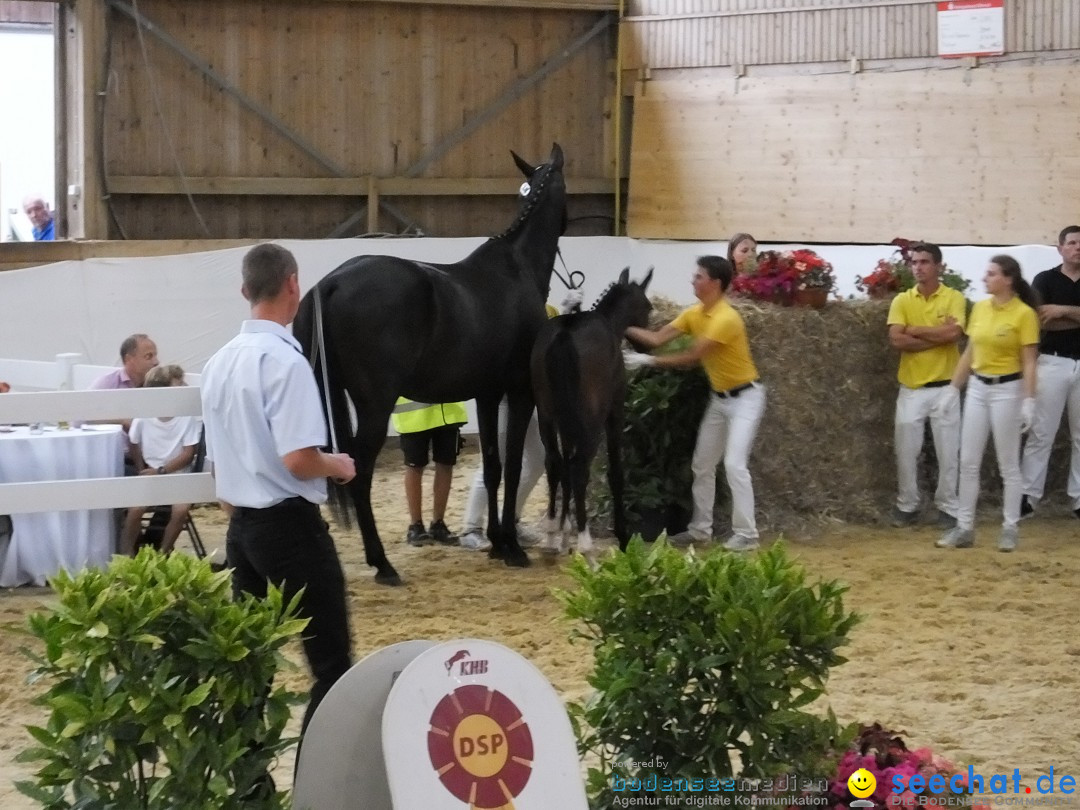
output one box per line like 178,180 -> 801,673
937,0 -> 1005,58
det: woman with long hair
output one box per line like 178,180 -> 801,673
934,255 -> 1039,552
727,232 -> 758,275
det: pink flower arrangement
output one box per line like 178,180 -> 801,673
731,249 -> 835,303
826,724 -> 992,810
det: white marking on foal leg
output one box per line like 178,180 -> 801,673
576,527 -> 599,569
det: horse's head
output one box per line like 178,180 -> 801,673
595,266 -> 654,332
505,143 -> 568,240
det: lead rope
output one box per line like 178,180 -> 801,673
552,246 -> 585,292
311,284 -> 340,453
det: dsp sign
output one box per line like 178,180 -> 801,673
428,685 -> 534,808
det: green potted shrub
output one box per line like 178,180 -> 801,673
16,548 -> 307,809
559,539 -> 860,808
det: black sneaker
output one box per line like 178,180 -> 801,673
1020,495 -> 1034,520
429,519 -> 458,546
406,521 -> 432,546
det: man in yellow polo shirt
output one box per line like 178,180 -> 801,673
624,255 -> 765,551
887,243 -> 968,528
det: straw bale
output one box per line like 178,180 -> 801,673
627,296 -> 1077,535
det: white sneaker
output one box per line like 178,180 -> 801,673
458,529 -> 491,552
935,527 -> 974,549
515,522 -> 543,548
998,526 -> 1018,553
723,535 -> 760,552
666,530 -> 708,547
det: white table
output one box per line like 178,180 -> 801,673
0,425 -> 124,587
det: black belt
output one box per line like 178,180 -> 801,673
1044,350 -> 1080,360
921,380 -> 951,389
234,496 -> 313,517
714,381 -> 757,399
974,372 -> 1022,385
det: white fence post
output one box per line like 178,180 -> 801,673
56,352 -> 84,390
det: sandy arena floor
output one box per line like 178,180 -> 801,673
1,449 -> 1078,805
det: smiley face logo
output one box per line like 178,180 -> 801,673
848,768 -> 876,799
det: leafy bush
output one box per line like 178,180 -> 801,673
16,549 -> 307,810
559,539 -> 859,808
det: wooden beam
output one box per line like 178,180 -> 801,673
0,240 -> 262,272
61,0 -> 109,239
105,176 -> 616,196
321,0 -> 616,9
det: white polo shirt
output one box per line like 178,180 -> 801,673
200,320 -> 328,509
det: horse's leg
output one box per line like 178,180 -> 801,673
537,415 -> 562,556
606,403 -> 630,552
571,441 -> 596,566
348,403 -> 402,586
498,389 -> 533,568
475,395 -> 504,555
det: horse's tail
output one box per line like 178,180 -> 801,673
545,326 -> 585,524
298,281 -> 355,529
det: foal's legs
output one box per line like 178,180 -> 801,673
537,415 -> 562,555
606,403 -> 629,551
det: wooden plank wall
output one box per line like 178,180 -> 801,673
627,63 -> 1080,244
624,0 -> 1080,242
622,0 -> 1080,69
0,1 -> 54,25
100,0 -> 614,238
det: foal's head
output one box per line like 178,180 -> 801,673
594,266 -> 654,332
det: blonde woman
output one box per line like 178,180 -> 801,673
727,232 -> 758,275
934,256 -> 1039,552
119,364 -> 202,555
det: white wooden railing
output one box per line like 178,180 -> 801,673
0,354 -> 215,515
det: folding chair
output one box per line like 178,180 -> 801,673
136,428 -> 207,558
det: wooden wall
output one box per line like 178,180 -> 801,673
622,0 -> 1080,69
97,0 -> 616,239
0,1 -> 53,26
623,0 -> 1080,243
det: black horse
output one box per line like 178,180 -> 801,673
530,267 -> 653,558
294,143 -> 567,586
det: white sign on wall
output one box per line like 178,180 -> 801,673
937,0 -> 1005,58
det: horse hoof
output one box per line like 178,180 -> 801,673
503,550 -> 531,569
487,546 -> 506,561
375,570 -> 404,587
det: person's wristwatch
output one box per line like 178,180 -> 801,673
156,466 -> 166,475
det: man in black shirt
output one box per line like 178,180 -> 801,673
1020,225 -> 1080,518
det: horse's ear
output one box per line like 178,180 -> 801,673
618,266 -> 630,285
550,143 -> 564,171
640,266 -> 654,291
511,150 -> 535,178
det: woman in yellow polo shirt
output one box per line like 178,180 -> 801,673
624,255 -> 765,552
935,255 -> 1039,552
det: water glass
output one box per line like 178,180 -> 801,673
29,422 -> 44,435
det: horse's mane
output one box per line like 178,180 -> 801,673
493,161 -> 557,242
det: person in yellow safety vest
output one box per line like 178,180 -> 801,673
392,398 -> 468,546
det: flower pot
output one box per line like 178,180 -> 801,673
793,287 -> 829,309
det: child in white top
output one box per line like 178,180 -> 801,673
119,365 -> 202,555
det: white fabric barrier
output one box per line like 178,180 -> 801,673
0,237 -> 1061,434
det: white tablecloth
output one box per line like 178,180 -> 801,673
0,425 -> 124,587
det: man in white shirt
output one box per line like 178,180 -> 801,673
200,244 -> 356,749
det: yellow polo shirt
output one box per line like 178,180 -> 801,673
670,298 -> 758,392
887,285 -> 968,388
967,296 -> 1040,375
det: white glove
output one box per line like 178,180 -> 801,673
560,289 -> 584,314
1020,397 -> 1036,434
623,350 -> 657,371
931,385 -> 961,419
